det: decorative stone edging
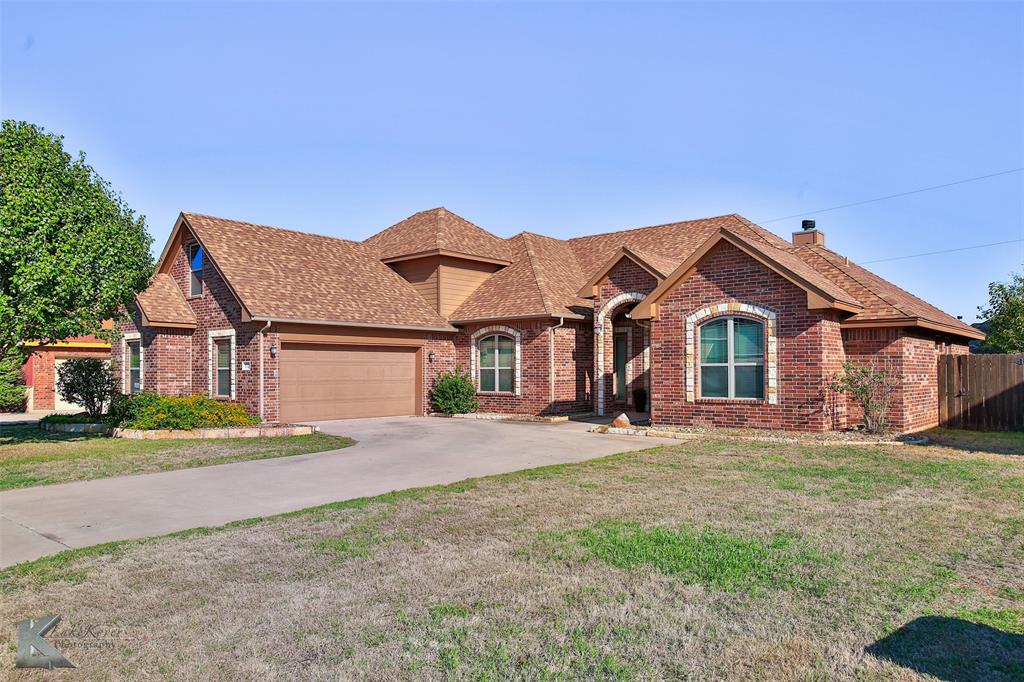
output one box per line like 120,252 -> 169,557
439,412 -> 588,424
41,422 -> 112,434
588,424 -> 929,447
113,424 -> 319,440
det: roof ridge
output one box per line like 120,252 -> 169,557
565,212 -> 742,242
518,233 -> 557,315
183,212 -> 358,245
798,244 -> 912,317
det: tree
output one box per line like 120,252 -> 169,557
0,350 -> 26,412
830,359 -> 902,434
0,120 -> 154,359
977,271 -> 1024,354
56,358 -> 116,419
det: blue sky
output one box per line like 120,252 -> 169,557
3,1 -> 1022,323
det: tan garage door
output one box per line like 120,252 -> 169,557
279,343 -> 419,422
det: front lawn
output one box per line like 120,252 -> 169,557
1,437 -> 1022,680
0,425 -> 353,490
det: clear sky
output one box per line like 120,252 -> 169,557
3,1 -> 1022,323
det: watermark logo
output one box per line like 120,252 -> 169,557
16,614 -> 75,669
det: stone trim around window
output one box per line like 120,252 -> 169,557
208,329 -> 236,400
469,325 -> 522,396
122,332 -> 142,394
685,302 -> 778,405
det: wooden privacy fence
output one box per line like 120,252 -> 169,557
938,354 -> 1024,431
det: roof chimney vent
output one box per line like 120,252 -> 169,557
792,220 -> 825,247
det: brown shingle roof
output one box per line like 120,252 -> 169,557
135,273 -> 196,328
363,207 -> 512,263
181,213 -> 454,331
450,233 -> 590,322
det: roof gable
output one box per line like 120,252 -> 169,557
632,228 -> 864,319
363,207 -> 512,264
134,273 -> 196,329
576,246 -> 683,298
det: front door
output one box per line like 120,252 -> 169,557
614,333 -> 627,402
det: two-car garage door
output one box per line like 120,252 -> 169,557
279,343 -> 419,423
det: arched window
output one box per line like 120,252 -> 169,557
699,317 -> 765,399
478,334 -> 515,393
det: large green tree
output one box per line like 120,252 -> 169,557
0,120 -> 153,359
977,271 -> 1024,354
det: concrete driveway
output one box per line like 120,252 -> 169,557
0,416 -> 670,567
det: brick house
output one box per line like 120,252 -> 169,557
114,209 -> 982,432
21,332 -> 112,411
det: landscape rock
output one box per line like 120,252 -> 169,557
610,412 -> 631,428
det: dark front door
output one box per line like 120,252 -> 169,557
614,332 -> 627,402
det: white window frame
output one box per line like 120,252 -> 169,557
188,243 -> 204,297
122,332 -> 143,394
477,334 -> 515,394
208,329 -> 236,399
469,325 -> 522,396
698,316 -> 765,400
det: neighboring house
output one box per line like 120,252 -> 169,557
114,209 -> 983,432
22,331 -> 112,411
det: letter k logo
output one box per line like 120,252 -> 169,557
16,614 -> 75,669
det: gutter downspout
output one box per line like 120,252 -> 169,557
258,320 -> 271,421
548,317 -> 565,405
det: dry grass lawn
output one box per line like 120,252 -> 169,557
0,424 -> 353,490
1,433 -> 1022,680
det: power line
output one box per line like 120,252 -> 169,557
759,167 -> 1024,224
860,238 -> 1024,264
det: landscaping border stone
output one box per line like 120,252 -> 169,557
588,423 -> 929,446
41,422 -> 112,434
112,424 -> 319,440
440,412 -> 594,424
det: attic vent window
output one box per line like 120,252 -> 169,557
189,243 -> 204,296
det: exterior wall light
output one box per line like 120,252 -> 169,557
428,350 -> 435,363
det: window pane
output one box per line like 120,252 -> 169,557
734,365 -> 764,399
130,368 -> 141,394
497,336 -> 514,368
701,365 -> 728,397
479,337 -> 496,368
190,245 -> 203,273
498,369 -> 513,392
217,340 -> 231,369
700,320 -> 728,363
217,369 -> 231,397
734,319 -> 764,363
129,342 -> 140,369
480,369 -> 495,392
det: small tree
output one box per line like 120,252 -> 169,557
430,367 -> 479,415
0,349 -> 26,412
56,358 -> 116,419
977,271 -> 1024,354
830,359 -> 902,434
0,120 -> 154,358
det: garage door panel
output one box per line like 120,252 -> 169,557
280,344 -> 419,422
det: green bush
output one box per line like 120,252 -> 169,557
40,413 -> 99,424
430,368 -> 479,415
0,350 -> 26,412
56,357 -> 116,419
105,392 -> 259,430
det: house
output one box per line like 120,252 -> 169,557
114,209 -> 983,432
21,331 -> 112,411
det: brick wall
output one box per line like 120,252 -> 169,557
650,241 -> 837,431
594,258 -> 658,415
114,227 -> 280,421
25,346 -> 111,410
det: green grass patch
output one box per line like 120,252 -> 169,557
953,607 -> 1024,634
566,520 -> 832,593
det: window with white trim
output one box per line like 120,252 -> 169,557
127,340 -> 142,394
478,334 -> 514,392
699,317 -> 765,399
188,243 -> 204,297
214,338 -> 232,398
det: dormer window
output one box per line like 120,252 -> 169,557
189,243 -> 204,297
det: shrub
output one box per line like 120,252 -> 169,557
56,358 -> 116,419
106,393 -> 259,430
830,359 -> 902,434
39,413 -> 99,424
430,368 -> 479,415
632,387 -> 648,412
0,350 -> 26,412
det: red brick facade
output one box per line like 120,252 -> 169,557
22,339 -> 110,411
123,227 -> 968,432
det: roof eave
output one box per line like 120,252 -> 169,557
250,316 -> 457,334
840,317 -> 986,341
449,312 -> 587,325
381,249 -> 511,267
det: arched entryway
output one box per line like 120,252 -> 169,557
595,292 -> 650,417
